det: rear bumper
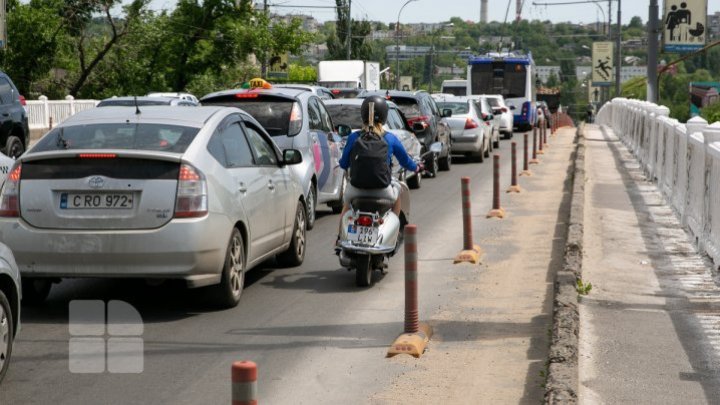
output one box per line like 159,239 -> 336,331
0,214 -> 232,287
451,133 -> 482,152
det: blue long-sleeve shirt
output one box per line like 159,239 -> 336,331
339,131 -> 418,173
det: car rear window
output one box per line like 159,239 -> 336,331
32,123 -> 200,153
97,99 -> 172,107
201,95 -> 295,136
326,104 -> 363,130
436,102 -> 469,115
391,97 -> 422,117
485,97 -> 501,107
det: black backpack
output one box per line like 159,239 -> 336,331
349,132 -> 391,189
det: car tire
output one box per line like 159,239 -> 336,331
438,146 -> 451,171
493,132 -> 500,149
22,278 -> 51,305
276,201 -> 307,267
211,228 -> 245,308
305,185 -> 317,230
4,136 -> 23,159
330,175 -> 346,214
473,150 -> 484,163
424,152 -> 438,178
505,131 -> 514,139
484,138 -> 491,158
0,289 -> 13,384
407,171 -> 421,189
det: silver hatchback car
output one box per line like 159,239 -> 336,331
0,106 -> 307,308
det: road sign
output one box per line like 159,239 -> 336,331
663,0 -> 707,53
267,53 -> 289,79
591,42 -> 614,87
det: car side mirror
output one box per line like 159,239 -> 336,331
412,122 -> 425,132
282,149 -> 303,165
481,112 -> 488,120
442,109 -> 453,118
509,105 -> 516,110
336,124 -> 352,137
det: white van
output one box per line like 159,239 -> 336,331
441,79 -> 467,96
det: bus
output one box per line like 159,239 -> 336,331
467,51 -> 537,130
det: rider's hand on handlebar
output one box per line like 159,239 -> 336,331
415,162 -> 425,174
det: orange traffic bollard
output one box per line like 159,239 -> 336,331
530,126 -> 540,165
454,178 -> 482,264
507,142 -> 521,193
520,133 -> 532,176
232,361 -> 257,405
487,155 -> 505,219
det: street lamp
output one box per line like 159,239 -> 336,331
396,0 -> 419,90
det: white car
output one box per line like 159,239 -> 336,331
475,94 -> 514,139
0,242 -> 20,384
146,92 -> 200,105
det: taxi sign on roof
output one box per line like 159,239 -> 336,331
248,78 -> 272,89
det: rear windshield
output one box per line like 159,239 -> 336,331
485,97 -> 501,107
325,104 -> 363,130
442,86 -> 467,96
391,97 -> 422,117
202,95 -> 293,136
32,123 -> 200,153
436,102 -> 469,115
97,99 -> 171,107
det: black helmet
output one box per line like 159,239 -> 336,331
361,95 -> 389,126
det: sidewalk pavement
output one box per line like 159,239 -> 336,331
579,124 -> 720,403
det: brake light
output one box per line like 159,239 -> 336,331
19,95 -> 26,106
356,215 -> 373,227
78,153 -> 117,159
407,115 -> 430,128
174,163 -> 207,218
501,107 -> 507,113
464,118 -> 479,129
0,163 -> 21,217
288,102 -> 302,135
331,89 -> 341,94
235,93 -> 259,99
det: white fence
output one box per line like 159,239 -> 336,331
27,96 -> 98,131
596,98 -> 720,264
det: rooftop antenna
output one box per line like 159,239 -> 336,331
134,95 -> 141,115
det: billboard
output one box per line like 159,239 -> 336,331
591,42 -> 614,87
267,53 -> 289,79
663,0 -> 707,53
689,82 -> 720,117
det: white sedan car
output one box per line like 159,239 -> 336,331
436,97 -> 495,163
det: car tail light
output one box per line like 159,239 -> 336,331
174,163 -> 208,218
288,102 -> 302,135
464,118 -> 479,129
0,163 -> 21,217
407,115 -> 430,128
78,153 -> 117,159
19,95 -> 26,106
356,215 -> 373,227
521,103 -> 528,118
501,107 -> 508,113
331,89 -> 341,94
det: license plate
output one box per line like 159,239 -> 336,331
347,224 -> 378,245
60,192 -> 134,209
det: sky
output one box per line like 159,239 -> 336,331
225,0 -> 720,26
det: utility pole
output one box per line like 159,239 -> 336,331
261,0 -> 268,77
614,0 -> 621,97
346,0 -> 352,59
647,0 -> 659,103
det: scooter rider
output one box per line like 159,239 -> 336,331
336,95 -> 422,244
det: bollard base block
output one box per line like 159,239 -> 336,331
486,208 -> 506,219
387,322 -> 434,358
506,185 -> 522,193
536,149 -> 545,155
453,244 -> 483,265
519,170 -> 533,176
529,158 -> 540,165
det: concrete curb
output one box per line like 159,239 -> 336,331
544,124 -> 585,404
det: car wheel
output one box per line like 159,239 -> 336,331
439,145 -> 451,171
330,175 -> 346,214
211,228 -> 245,308
493,131 -> 500,149
22,278 -> 51,305
407,170 -> 421,189
276,201 -> 307,267
473,150 -> 484,163
506,131 -> 514,139
305,185 -> 317,230
424,153 -> 438,178
0,289 -> 14,384
3,136 -> 23,159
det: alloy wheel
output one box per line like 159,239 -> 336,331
228,234 -> 244,297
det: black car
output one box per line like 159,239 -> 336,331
358,90 -> 452,177
0,72 -> 29,158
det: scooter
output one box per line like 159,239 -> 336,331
337,143 -> 442,287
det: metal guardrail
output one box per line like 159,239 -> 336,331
596,98 -> 720,264
26,96 -> 98,130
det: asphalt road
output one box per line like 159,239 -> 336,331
0,133 -> 529,404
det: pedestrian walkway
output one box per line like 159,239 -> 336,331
580,124 -> 720,404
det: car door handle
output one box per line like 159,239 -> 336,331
238,182 -> 247,193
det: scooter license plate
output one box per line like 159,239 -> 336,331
347,225 -> 378,245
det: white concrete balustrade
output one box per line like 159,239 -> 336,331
596,99 -> 720,265
26,95 -> 99,131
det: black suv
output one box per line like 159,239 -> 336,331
0,72 -> 28,158
359,90 -> 452,177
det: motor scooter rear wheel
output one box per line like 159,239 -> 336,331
355,255 -> 374,287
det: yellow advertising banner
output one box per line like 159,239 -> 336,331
592,42 -> 614,87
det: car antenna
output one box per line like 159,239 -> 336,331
134,95 -> 141,115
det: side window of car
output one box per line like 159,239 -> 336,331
428,97 -> 441,117
307,98 -> 323,131
316,100 -> 335,134
386,109 -> 402,130
0,78 -> 14,105
207,120 -> 254,168
243,123 -> 278,166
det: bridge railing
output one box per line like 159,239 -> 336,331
26,95 -> 99,131
596,98 -> 720,264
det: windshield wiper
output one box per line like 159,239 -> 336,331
56,127 -> 68,149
